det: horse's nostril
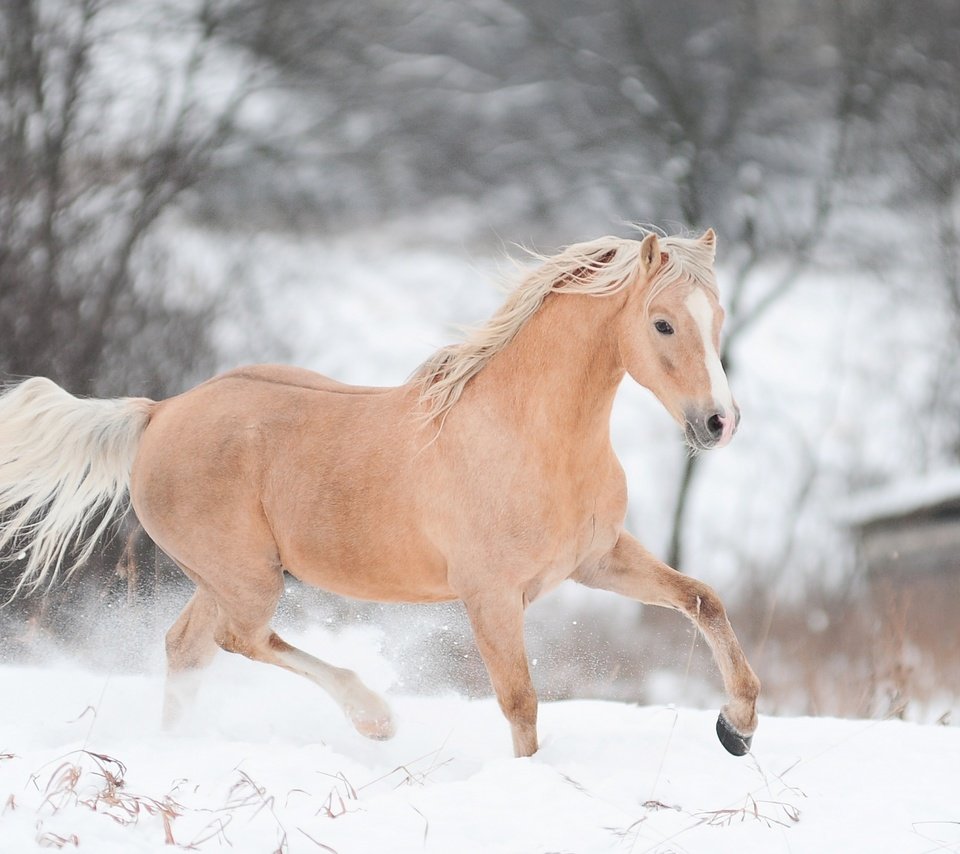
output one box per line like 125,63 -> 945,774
707,413 -> 724,437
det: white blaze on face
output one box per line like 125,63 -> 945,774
684,288 -> 734,416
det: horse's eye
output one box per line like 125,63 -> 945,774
654,319 -> 674,335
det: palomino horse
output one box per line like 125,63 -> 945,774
0,229 -> 759,757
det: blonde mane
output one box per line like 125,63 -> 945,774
412,231 -> 718,421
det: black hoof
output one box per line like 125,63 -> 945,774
716,713 -> 752,756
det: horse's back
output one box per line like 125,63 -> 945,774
139,364 -> 399,467
212,364 -> 390,396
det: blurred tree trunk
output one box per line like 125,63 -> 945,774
665,0 -> 900,569
892,17 -> 960,463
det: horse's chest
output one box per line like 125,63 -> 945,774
515,505 -> 622,604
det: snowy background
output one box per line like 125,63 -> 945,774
2,0 -> 960,850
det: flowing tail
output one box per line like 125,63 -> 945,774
0,377 -> 154,597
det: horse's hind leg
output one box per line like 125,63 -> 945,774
179,560 -> 394,740
242,631 -> 395,740
163,587 -> 219,727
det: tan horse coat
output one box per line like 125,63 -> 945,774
0,230 -> 759,757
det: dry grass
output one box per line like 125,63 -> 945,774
609,750 -> 808,853
23,751 -> 325,852
313,771 -> 356,819
35,830 -> 80,848
30,749 -> 181,846
735,573 -> 960,721
694,794 -> 800,829
14,744 -> 461,853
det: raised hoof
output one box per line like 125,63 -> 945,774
716,713 -> 752,756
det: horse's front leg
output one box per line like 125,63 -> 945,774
575,531 -> 760,755
461,588 -> 538,757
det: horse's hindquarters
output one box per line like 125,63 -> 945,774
130,379 -> 285,579
132,370 -> 454,604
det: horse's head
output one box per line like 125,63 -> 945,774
618,229 -> 738,450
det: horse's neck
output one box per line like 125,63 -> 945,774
470,291 -> 625,438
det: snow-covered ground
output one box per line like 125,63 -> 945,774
1,629 -> 958,854
3,226 -> 957,850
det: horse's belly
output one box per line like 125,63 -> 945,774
277,520 -> 455,604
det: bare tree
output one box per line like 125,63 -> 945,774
0,0 -> 262,398
886,6 -> 960,463
490,0 -> 865,568
0,0 -> 268,619
230,0 -> 920,569
654,0 -> 905,567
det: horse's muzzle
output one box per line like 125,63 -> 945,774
684,405 -> 740,450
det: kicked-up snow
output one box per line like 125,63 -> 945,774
1,629 -> 958,854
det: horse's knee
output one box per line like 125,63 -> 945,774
682,581 -> 727,627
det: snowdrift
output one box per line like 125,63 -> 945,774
1,639 -> 957,854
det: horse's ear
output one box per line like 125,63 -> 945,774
700,228 -> 717,259
639,233 -> 662,276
